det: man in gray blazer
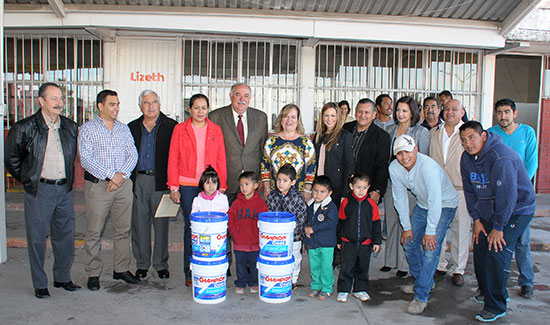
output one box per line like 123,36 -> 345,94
209,83 -> 268,203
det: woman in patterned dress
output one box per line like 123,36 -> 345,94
261,104 -> 316,201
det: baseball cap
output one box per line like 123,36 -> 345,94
393,134 -> 416,155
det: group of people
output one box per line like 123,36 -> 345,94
4,82 -> 537,323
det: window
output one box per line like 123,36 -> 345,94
4,35 -> 103,127
315,42 -> 482,120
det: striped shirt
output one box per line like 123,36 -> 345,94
78,116 -> 138,180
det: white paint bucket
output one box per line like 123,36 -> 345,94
258,212 -> 295,261
190,256 -> 228,304
257,256 -> 294,303
190,211 -> 228,261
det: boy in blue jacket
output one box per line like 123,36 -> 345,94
304,176 -> 338,300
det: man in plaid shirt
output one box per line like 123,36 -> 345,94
266,163 -> 307,288
78,89 -> 139,291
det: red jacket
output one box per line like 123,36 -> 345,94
228,191 -> 268,252
167,118 -> 227,190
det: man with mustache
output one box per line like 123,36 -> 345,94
79,89 -> 139,291
373,94 -> 394,132
487,98 -> 537,299
430,99 -> 471,286
209,83 -> 268,203
128,90 -> 177,280
5,82 -> 80,298
420,96 -> 442,130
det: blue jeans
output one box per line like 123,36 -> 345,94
404,205 -> 456,303
515,223 -> 534,287
474,214 -> 532,315
234,250 -> 259,288
180,185 -> 199,280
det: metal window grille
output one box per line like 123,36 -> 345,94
182,37 -> 300,127
3,35 -> 103,127
314,42 -> 482,120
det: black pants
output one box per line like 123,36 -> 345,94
337,241 -> 372,293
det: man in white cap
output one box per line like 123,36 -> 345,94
389,134 -> 458,315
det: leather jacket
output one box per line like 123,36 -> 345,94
4,109 -> 78,197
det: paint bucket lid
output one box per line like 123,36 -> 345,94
191,256 -> 229,265
257,256 -> 294,265
191,211 -> 228,222
258,212 -> 295,223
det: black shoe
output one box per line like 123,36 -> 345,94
520,285 -> 533,298
380,266 -> 392,272
87,277 -> 100,291
34,288 -> 50,299
113,271 -> 140,284
53,281 -> 81,291
396,270 -> 408,278
434,269 -> 447,276
135,269 -> 148,279
157,269 -> 170,279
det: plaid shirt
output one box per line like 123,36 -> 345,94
266,187 -> 307,241
78,117 -> 138,179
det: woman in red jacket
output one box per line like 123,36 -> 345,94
168,93 -> 227,286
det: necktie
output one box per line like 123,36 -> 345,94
237,114 -> 245,147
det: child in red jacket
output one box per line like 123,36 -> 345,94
228,171 -> 268,294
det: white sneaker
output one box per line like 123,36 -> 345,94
352,291 -> 371,302
337,292 -> 349,303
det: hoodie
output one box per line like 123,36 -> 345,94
460,132 -> 536,231
228,191 -> 268,252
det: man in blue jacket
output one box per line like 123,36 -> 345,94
488,98 -> 537,298
459,121 -> 535,323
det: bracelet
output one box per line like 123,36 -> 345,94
303,189 -> 312,194
170,189 -> 179,193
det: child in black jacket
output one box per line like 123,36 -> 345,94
336,173 -> 381,303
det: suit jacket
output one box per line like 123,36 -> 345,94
128,112 -> 177,191
429,122 -> 464,190
209,105 -> 268,193
343,121 -> 391,196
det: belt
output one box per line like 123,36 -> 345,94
84,171 -> 110,183
137,170 -> 155,175
40,178 -> 67,186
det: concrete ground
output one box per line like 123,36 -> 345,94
1,191 -> 550,324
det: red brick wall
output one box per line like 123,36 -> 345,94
536,99 -> 550,193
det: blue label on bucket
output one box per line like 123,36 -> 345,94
193,274 -> 226,300
259,273 -> 292,299
259,232 -> 292,258
192,232 -> 227,258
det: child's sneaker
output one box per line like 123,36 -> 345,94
235,287 -> 244,294
308,290 -> 320,297
352,291 -> 371,302
249,286 -> 259,293
337,292 -> 349,303
318,292 -> 331,301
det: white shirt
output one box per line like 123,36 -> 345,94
441,121 -> 463,163
232,109 -> 248,144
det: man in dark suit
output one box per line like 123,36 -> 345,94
209,83 -> 268,203
343,98 -> 391,204
128,90 -> 177,280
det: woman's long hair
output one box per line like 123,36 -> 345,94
315,102 -> 343,151
273,104 -> 305,135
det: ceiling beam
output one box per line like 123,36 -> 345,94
487,41 -> 530,55
47,0 -> 65,18
85,27 -> 116,42
500,0 -> 541,35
